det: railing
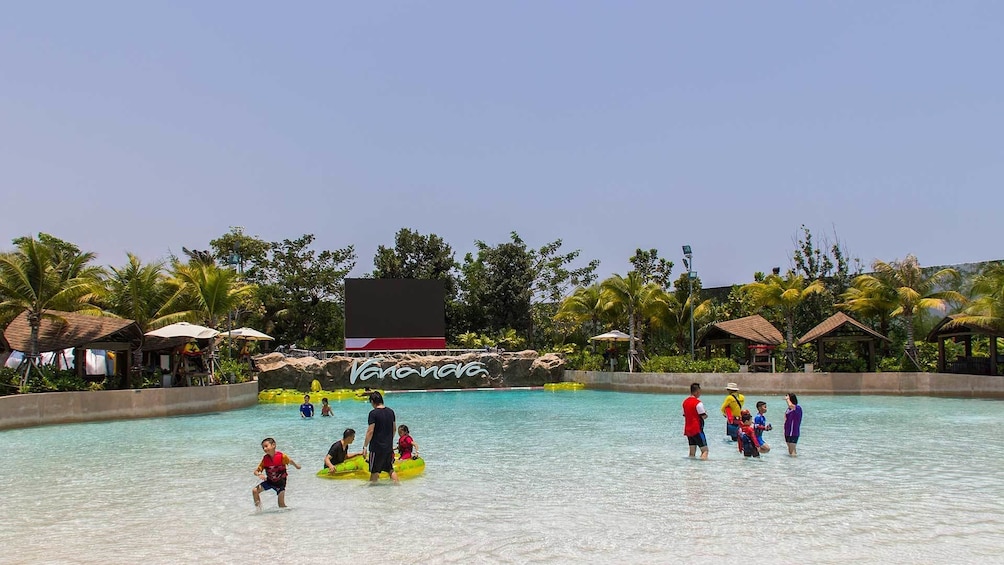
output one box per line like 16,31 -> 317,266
946,357 -> 991,375
279,347 -> 493,360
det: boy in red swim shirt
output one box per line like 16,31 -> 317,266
252,437 -> 301,509
737,411 -> 761,458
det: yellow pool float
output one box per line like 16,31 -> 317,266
543,382 -> 585,391
315,455 -> 425,480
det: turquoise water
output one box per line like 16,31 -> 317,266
2,390 -> 1004,564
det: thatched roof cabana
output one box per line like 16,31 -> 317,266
926,315 -> 1003,375
3,310 -> 144,386
797,312 -> 890,371
699,315 -> 783,372
4,310 -> 143,353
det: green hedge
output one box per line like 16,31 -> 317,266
642,355 -> 740,373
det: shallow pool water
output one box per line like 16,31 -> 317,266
3,390 -> 1003,564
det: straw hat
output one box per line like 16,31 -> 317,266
726,382 -> 739,391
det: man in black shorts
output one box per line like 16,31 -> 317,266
362,391 -> 399,484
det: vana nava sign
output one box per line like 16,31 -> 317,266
349,358 -> 490,384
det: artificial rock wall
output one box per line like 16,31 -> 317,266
256,351 -> 565,391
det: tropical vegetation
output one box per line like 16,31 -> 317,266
1,225 -> 1001,395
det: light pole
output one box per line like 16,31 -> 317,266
682,245 -> 695,360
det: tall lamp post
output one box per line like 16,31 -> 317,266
682,245 -> 695,360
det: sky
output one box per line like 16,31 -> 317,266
2,2 -> 1002,287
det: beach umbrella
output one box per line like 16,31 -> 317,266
225,327 -> 274,341
589,330 -> 635,342
145,322 -> 219,340
590,330 -> 637,372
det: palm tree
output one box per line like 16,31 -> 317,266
103,254 -> 173,332
850,255 -> 963,369
742,271 -> 825,369
159,262 -> 254,329
0,236 -> 103,390
838,275 -> 900,355
555,284 -> 607,335
654,293 -> 713,355
600,272 -> 668,371
949,262 -> 1004,332
156,261 -> 254,378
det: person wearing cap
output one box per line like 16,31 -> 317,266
720,383 -> 745,441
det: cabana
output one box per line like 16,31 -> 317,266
926,315 -> 1003,376
797,312 -> 890,372
3,310 -> 144,387
699,315 -> 784,372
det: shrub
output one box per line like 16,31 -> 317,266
642,355 -> 740,373
218,356 -> 251,383
0,367 -> 19,396
565,350 -> 604,371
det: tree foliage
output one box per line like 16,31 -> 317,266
851,255 -> 963,368
250,234 -> 356,349
629,248 -> 674,289
459,232 -> 597,347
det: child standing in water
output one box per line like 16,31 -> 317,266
320,398 -> 332,417
252,438 -> 301,509
784,393 -> 803,457
300,395 -> 314,418
753,401 -> 772,453
737,411 -> 761,458
397,425 -> 418,460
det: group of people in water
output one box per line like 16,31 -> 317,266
252,383 -> 802,509
252,391 -> 418,509
682,382 -> 803,460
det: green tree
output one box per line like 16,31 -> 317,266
209,226 -> 270,281
103,253 -> 173,332
372,228 -> 458,285
0,236 -> 104,391
629,248 -> 674,288
459,232 -> 597,347
555,284 -> 607,336
951,262 -> 1004,332
600,272 -> 669,370
373,228 -> 460,340
459,236 -> 534,338
253,235 -> 356,348
159,262 -> 254,329
658,291 -> 713,356
838,275 -> 899,355
847,255 -> 962,369
742,271 -> 825,369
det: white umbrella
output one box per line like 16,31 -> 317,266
589,330 -> 635,342
590,330 -> 639,372
225,327 -> 274,341
145,322 -> 220,339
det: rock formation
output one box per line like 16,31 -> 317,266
256,350 -> 565,391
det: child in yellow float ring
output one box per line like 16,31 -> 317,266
720,383 -> 745,442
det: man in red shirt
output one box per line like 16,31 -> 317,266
682,382 -> 708,460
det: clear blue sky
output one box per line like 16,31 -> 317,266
2,2 -> 1001,287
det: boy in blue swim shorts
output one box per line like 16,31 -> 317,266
252,437 -> 301,509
